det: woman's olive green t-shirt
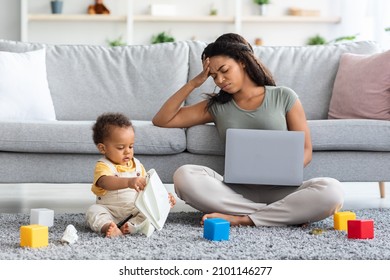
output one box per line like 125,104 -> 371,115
209,85 -> 298,143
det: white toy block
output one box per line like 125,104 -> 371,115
30,208 -> 54,227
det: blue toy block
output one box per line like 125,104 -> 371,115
203,218 -> 230,241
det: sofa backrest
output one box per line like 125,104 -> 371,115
186,40 -> 381,120
0,40 -> 190,121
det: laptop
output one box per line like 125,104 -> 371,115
224,128 -> 305,186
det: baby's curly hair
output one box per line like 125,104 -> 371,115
92,113 -> 133,145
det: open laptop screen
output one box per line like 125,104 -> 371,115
224,129 -> 305,186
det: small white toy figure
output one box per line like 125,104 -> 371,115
61,224 -> 78,244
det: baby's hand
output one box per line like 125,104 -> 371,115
168,193 -> 176,208
128,176 -> 146,192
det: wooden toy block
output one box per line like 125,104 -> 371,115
347,220 -> 374,239
334,211 -> 356,231
20,224 -> 49,248
30,208 -> 54,227
204,218 -> 230,241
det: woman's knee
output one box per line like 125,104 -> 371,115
173,164 -> 218,199
174,164 -> 191,179
173,165 -> 195,198
173,164 -> 191,183
320,177 -> 345,209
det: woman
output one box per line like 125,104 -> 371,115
152,33 -> 344,227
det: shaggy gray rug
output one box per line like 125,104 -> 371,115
1,209 -> 389,260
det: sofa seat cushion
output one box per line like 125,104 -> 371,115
0,120 -> 186,155
186,124 -> 224,155
308,119 -> 390,151
186,120 -> 390,155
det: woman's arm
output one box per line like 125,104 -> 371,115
286,100 -> 313,167
152,58 -> 214,128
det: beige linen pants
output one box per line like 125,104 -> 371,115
174,164 -> 344,226
86,188 -> 147,233
86,157 -> 146,233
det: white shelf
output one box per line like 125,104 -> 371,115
132,15 -> 340,24
28,14 -> 127,22
26,14 -> 340,24
133,15 -> 235,23
242,16 -> 341,23
21,0 -> 342,45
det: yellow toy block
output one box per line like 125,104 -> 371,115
20,224 -> 49,248
334,211 -> 356,231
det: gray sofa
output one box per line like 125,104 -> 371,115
0,39 -> 388,194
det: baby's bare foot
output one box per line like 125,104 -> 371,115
120,222 -> 131,234
106,222 -> 123,238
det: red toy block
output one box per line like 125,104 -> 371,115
347,219 -> 374,239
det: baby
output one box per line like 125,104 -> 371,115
86,112 -> 175,237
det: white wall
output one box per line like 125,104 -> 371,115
0,0 -> 20,41
0,0 -> 388,48
131,0 -> 341,46
335,0 -> 390,49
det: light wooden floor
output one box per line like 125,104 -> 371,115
0,182 -> 388,214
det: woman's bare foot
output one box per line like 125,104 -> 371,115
102,222 -> 123,238
201,213 -> 254,226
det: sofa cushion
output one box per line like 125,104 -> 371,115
0,120 -> 186,155
186,120 -> 390,155
0,40 -> 189,121
308,119 -> 390,151
0,48 -> 56,121
186,40 -> 381,120
328,50 -> 390,120
186,124 -> 224,155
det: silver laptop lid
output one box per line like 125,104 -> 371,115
224,129 -> 304,186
